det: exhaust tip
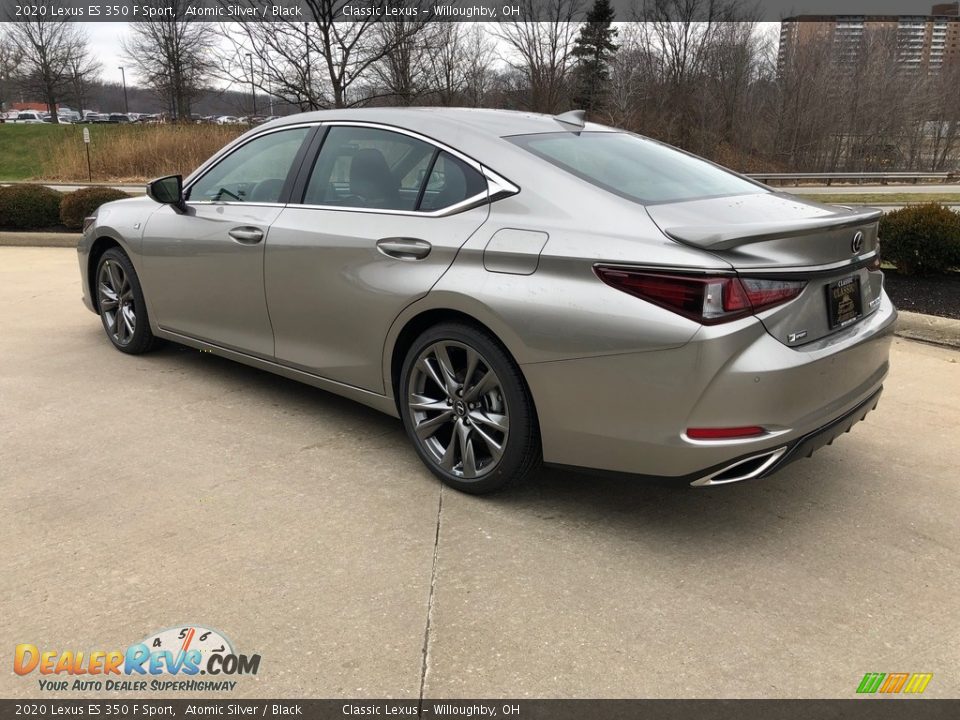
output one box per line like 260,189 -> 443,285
690,446 -> 788,487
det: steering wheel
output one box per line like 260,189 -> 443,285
214,187 -> 242,202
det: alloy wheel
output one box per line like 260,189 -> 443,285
98,259 -> 136,346
407,341 -> 510,480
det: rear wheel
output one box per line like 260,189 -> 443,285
96,247 -> 158,354
400,323 -> 541,494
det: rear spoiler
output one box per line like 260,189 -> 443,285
662,206 -> 883,250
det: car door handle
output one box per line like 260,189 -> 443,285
228,226 -> 264,244
376,237 -> 432,261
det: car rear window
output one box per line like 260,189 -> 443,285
507,132 -> 765,205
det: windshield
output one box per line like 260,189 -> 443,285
508,132 -> 765,205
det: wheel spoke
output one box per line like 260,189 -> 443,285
408,393 -> 449,413
415,410 -> 454,440
464,370 -> 495,403
115,312 -> 126,342
456,421 -> 477,478
418,357 -> 449,398
468,410 -> 508,434
463,347 -> 480,391
106,262 -> 123,293
438,433 -> 457,470
99,283 -> 119,311
470,423 -> 504,461
434,344 -> 459,394
121,306 -> 135,336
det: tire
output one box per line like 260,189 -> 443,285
399,322 -> 541,494
95,247 -> 159,355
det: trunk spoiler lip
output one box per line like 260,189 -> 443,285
660,206 -> 883,250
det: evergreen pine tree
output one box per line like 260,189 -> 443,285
572,0 -> 619,113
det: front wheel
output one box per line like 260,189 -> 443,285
400,323 -> 541,494
95,247 -> 158,354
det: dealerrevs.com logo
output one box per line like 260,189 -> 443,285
14,625 -> 261,692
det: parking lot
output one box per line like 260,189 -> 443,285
2,246 -> 959,699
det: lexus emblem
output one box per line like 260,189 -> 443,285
851,231 -> 864,255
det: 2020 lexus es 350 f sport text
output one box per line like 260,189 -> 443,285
78,108 -> 896,493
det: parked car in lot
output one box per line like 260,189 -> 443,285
77,108 -> 896,493
12,111 -> 44,124
216,115 -> 240,125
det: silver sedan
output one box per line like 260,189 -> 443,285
78,108 -> 896,493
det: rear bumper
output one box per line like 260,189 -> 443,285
689,385 -> 882,486
523,289 -> 896,480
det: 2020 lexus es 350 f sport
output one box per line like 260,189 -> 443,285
78,108 -> 896,493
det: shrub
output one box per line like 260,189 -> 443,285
0,184 -> 63,229
879,203 -> 960,275
60,187 -> 131,230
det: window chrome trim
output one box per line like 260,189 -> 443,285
181,119 -> 520,217
291,195 -> 488,218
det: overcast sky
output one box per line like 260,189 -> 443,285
85,21 -> 781,92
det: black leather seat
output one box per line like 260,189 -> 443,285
349,149 -> 399,208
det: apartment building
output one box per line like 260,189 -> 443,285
778,4 -> 960,73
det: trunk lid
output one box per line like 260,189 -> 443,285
645,192 -> 884,346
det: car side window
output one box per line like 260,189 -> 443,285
303,126 -> 436,211
187,127 -> 310,204
418,151 -> 487,212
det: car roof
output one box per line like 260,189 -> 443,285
262,107 -> 613,142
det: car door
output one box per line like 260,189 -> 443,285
140,125 -> 313,357
265,124 -> 491,393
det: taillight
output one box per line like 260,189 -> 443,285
594,267 -> 805,325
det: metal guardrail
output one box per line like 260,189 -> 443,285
748,172 -> 957,186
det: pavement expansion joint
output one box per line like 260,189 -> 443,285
418,484 -> 444,707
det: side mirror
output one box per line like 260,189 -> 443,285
146,174 -> 186,212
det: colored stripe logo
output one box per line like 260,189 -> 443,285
857,673 -> 933,694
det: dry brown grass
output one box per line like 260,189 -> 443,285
39,124 -> 246,182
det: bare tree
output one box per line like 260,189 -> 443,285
601,23 -> 654,129
423,23 -> 497,106
3,4 -> 90,122
494,0 -> 583,114
219,1 -> 414,110
66,46 -> 101,116
370,15 -> 436,106
927,64 -> 960,171
122,0 -> 214,120
0,29 -> 20,113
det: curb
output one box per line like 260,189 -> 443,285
895,311 -> 960,350
0,232 -> 79,248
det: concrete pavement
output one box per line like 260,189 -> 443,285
1,247 -> 959,699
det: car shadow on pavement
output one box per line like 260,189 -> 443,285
481,456 -> 855,550
141,337 -> 860,549
149,340 -> 399,428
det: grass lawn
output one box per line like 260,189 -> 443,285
0,124 -> 79,180
796,193 -> 960,205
